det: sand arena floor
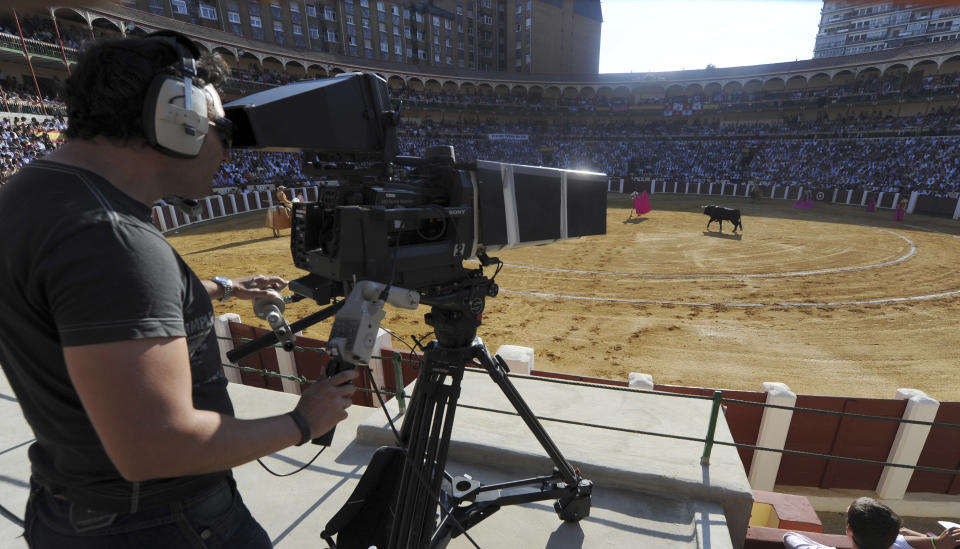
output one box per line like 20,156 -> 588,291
168,194 -> 960,401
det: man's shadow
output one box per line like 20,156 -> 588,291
623,217 -> 648,224
702,231 -> 742,240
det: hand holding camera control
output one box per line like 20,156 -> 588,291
291,369 -> 358,444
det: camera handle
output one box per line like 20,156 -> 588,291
315,281 -> 420,446
252,293 -> 295,352
225,300 -> 344,363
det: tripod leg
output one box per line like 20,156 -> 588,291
474,344 -> 581,485
389,346 -> 468,549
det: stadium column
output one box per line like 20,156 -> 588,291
748,382 -> 797,491
876,389 -> 939,500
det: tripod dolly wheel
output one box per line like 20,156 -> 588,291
554,491 -> 591,523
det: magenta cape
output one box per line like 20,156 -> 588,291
633,191 -> 652,215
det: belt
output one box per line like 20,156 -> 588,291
38,473 -> 231,514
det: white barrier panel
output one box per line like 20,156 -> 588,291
496,345 -> 534,375
214,314 -> 243,384
748,382 -> 797,491
876,388 -> 939,499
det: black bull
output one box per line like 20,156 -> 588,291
703,205 -> 743,233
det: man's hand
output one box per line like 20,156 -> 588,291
233,274 -> 287,300
295,369 -> 358,439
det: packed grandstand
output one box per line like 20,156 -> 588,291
3,5 -> 960,202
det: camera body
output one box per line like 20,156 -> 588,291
224,72 -> 607,304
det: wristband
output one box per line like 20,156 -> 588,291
287,410 -> 312,446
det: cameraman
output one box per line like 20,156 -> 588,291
0,33 -> 356,548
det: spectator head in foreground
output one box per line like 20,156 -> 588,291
845,497 -> 902,549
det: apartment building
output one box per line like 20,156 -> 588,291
120,0 -> 602,74
814,1 -> 960,58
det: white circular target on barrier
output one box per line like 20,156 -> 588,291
816,191 -> 825,200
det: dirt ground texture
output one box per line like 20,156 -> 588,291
167,194 -> 960,402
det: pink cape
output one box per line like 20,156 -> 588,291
633,191 -> 652,215
894,205 -> 905,221
866,199 -> 876,212
792,199 -> 815,210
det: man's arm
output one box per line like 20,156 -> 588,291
203,274 -> 287,301
782,532 -> 832,549
64,337 -> 356,482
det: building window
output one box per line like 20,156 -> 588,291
324,6 -> 336,20
306,3 -> 316,17
310,26 -> 319,39
199,3 -> 217,19
394,43 -> 402,54
171,0 -> 188,15
228,10 -> 241,23
293,24 -> 302,35
250,15 -> 262,27
328,30 -> 339,41
380,41 -> 388,52
148,0 -> 165,15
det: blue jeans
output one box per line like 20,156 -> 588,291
24,477 -> 271,549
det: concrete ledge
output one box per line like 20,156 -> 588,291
356,370 -> 753,547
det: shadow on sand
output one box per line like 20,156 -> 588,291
623,217 -> 649,224
702,231 -> 742,241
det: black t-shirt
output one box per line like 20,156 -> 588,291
0,159 -> 232,512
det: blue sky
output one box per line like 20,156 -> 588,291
599,0 -> 825,73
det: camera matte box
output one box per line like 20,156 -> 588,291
473,160 -> 607,253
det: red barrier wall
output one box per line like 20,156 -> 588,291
908,402 -> 960,494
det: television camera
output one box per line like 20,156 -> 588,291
223,72 -> 607,549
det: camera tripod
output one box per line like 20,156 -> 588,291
227,272 -> 592,549
328,273 -> 592,549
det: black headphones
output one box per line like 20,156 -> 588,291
141,30 -> 216,158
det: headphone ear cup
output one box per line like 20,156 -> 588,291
142,74 -> 208,158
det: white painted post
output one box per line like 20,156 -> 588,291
831,189 -> 839,203
628,372 -> 654,390
214,314 -> 243,384
877,192 -> 885,208
861,192 -> 868,206
203,197 -> 214,219
953,197 -> 960,220
720,182 -> 726,196
274,346 -> 302,395
254,193 -> 262,209
152,206 -> 167,232
242,193 -> 250,211
876,389 -> 940,499
771,185 -> 778,199
846,190 -> 853,205
674,181 -> 679,194
685,181 -> 690,194
697,182 -> 702,195
229,194 -> 237,214
748,382 -> 797,491
495,345 -> 534,375
367,328 -> 393,407
166,205 -> 179,229
216,195 -> 225,218
907,191 -> 919,214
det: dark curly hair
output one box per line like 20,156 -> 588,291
846,497 -> 901,549
63,35 -> 228,143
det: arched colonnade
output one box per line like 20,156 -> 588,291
49,5 -> 960,103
